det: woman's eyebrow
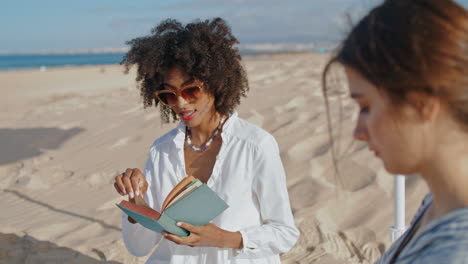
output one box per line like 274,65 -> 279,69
162,77 -> 196,89
182,78 -> 195,86
162,83 -> 176,89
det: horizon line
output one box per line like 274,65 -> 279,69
0,41 -> 339,56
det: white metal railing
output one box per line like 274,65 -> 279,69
390,174 -> 406,242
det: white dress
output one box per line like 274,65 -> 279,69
122,112 -> 299,264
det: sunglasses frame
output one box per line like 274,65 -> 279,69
154,85 -> 203,106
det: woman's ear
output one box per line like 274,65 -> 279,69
407,92 -> 441,122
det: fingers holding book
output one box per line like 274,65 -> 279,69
163,222 -> 242,249
114,168 -> 148,201
162,222 -> 216,247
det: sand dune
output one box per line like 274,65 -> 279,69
0,53 -> 428,263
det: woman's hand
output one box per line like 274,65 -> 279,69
114,168 -> 148,200
162,222 -> 243,249
114,168 -> 149,223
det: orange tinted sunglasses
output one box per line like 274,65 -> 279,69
154,85 -> 202,106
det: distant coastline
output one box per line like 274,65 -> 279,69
0,43 -> 337,72
0,47 -> 128,56
0,53 -> 127,72
0,42 -> 337,56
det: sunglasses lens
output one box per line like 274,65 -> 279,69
181,86 -> 201,101
156,86 -> 201,105
158,92 -> 177,105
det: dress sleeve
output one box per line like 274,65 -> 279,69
121,156 -> 163,257
235,134 -> 300,258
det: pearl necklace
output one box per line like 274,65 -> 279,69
186,116 -> 226,152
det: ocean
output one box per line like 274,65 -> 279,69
0,44 -> 330,72
0,53 -> 126,72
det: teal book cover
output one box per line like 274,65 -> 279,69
117,183 -> 228,237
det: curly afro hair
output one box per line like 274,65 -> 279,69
121,18 -> 249,123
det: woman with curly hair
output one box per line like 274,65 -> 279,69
113,18 -> 299,263
323,0 -> 468,263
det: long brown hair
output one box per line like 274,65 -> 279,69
323,0 -> 468,127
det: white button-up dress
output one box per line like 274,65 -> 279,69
122,112 -> 299,263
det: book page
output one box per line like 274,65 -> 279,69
164,180 -> 202,210
161,175 -> 196,210
163,184 -> 229,226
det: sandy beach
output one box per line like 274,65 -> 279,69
0,52 -> 428,264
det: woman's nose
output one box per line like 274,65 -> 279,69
175,94 -> 189,107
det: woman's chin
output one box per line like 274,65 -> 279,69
383,162 -> 417,176
381,159 -> 400,175
384,167 -> 401,175
183,118 -> 202,128
182,119 -> 196,127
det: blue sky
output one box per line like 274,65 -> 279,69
1,0 -> 468,53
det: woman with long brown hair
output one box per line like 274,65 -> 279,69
323,0 -> 468,263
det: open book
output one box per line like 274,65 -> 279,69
116,175 -> 229,237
